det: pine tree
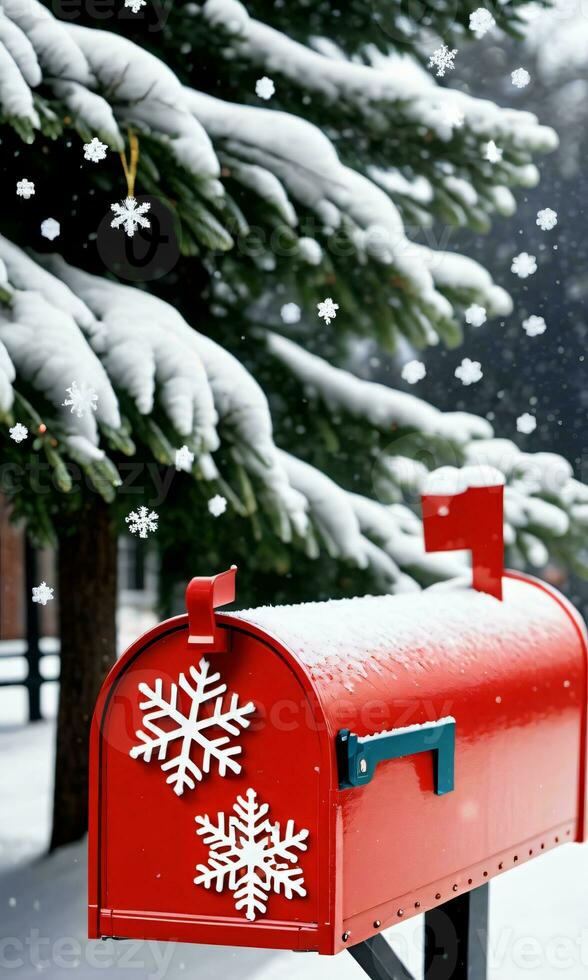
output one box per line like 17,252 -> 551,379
1,0 -> 586,846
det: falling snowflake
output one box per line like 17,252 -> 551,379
130,657 -> 255,796
175,445 -> 195,472
194,788 -> 309,921
32,582 -> 54,606
83,137 -> 108,162
126,506 -> 159,538
124,0 -> 146,11
401,360 -> 426,384
536,208 -> 557,231
41,218 -> 60,241
522,315 -> 546,337
16,179 -> 35,199
428,45 -> 457,78
111,197 -> 151,237
469,8 -> 495,36
317,297 -> 339,325
465,304 -> 487,327
511,67 -> 530,89
438,104 -> 464,130
280,302 -> 301,325
511,252 -> 537,279
62,380 -> 98,418
208,494 -> 227,517
517,412 -> 537,434
455,358 -> 483,386
484,140 -> 503,164
255,76 -> 275,100
9,423 -> 28,443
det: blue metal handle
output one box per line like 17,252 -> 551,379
337,719 -> 455,793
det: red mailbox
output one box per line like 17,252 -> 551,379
89,484 -> 588,976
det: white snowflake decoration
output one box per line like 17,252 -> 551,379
455,358 -> 483,386
511,67 -> 530,89
280,302 -> 301,324
401,360 -> 426,384
126,506 -> 158,538
9,423 -> 28,443
536,208 -> 557,231
16,179 -> 35,199
522,315 -> 546,337
517,412 -> 537,434
111,197 -> 151,237
255,76 -> 275,100
465,304 -> 487,327
194,788 -> 309,921
317,297 -> 339,325
484,140 -> 503,164
32,582 -> 54,606
83,137 -> 108,162
175,445 -> 195,472
63,380 -> 98,418
511,252 -> 537,279
125,0 -> 146,11
208,494 -> 227,517
130,658 -> 255,796
469,8 -> 495,36
428,45 -> 457,78
41,218 -> 60,241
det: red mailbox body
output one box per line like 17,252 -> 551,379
89,566 -> 588,954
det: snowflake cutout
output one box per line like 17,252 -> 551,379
111,197 -> 151,237
41,218 -> 60,241
194,788 -> 309,920
469,8 -> 495,36
256,76 -> 275,100
84,137 -> 108,162
484,140 -> 503,164
517,412 -> 536,434
401,360 -> 426,384
9,423 -> 28,443
280,302 -> 301,324
317,297 -> 339,325
511,252 -> 537,279
16,179 -> 35,199
429,45 -> 457,78
32,582 -> 54,606
130,658 -> 255,796
208,494 -> 227,517
175,445 -> 195,472
125,0 -> 147,11
126,506 -> 159,538
465,303 -> 487,327
455,358 -> 483,386
511,67 -> 530,89
536,208 -> 557,231
522,315 -> 546,337
63,380 -> 98,418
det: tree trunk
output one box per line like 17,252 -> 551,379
50,496 -> 118,851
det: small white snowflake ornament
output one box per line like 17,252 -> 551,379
9,423 -> 28,443
401,360 -> 426,384
429,45 -> 457,78
511,252 -> 537,279
16,179 -> 35,199
125,0 -> 146,11
32,582 -> 54,606
63,381 -> 98,418
455,358 -> 483,386
280,302 -> 301,324
522,315 -> 546,337
536,208 -> 557,231
208,494 -> 227,517
317,297 -> 339,325
111,197 -> 151,237
195,788 -> 309,920
255,76 -> 275,100
517,412 -> 537,434
126,506 -> 159,538
41,218 -> 60,241
484,140 -> 503,164
175,445 -> 195,472
511,67 -> 530,89
469,8 -> 495,36
83,137 -> 108,162
465,304 -> 487,327
130,657 -> 255,795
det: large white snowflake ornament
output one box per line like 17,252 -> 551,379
84,137 -> 108,162
401,360 -> 426,384
208,494 -> 227,517
511,67 -> 531,89
126,506 -> 159,538
536,208 -> 557,231
317,297 -> 339,325
511,252 -> 537,279
517,412 -> 537,434
32,582 -> 54,606
455,358 -> 483,386
429,45 -> 457,78
16,179 -> 35,199
465,304 -> 487,327
194,788 -> 309,920
41,218 -> 60,241
469,8 -> 495,36
130,658 -> 255,796
255,76 -> 275,100
175,445 -> 195,472
522,315 -> 546,337
111,197 -> 151,237
63,380 -> 98,418
280,302 -> 301,324
9,423 -> 28,443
